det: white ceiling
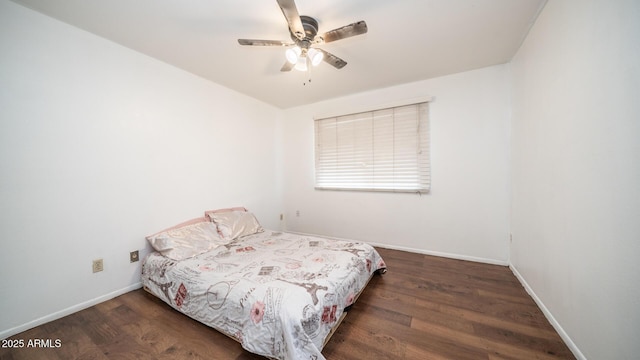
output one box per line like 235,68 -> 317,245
11,0 -> 546,109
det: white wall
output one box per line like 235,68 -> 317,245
510,0 -> 640,359
5,1 -> 637,358
0,0 -> 282,337
281,65 -> 512,264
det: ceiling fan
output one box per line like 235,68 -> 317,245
237,0 -> 368,72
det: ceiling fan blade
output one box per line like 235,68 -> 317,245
238,39 -> 293,46
317,20 -> 368,44
276,0 -> 305,40
280,61 -> 295,72
317,48 -> 347,69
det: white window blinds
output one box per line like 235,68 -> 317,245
314,102 -> 430,193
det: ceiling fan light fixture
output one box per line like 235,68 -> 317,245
285,46 -> 301,64
308,48 -> 323,67
294,55 -> 308,71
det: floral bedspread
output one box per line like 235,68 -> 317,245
141,230 -> 386,360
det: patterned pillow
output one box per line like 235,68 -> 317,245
146,217 -> 224,260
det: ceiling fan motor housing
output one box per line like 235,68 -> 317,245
295,15 -> 319,44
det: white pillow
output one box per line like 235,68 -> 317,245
209,210 -> 263,241
146,217 -> 223,260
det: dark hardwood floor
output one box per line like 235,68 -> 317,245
1,247 -> 575,359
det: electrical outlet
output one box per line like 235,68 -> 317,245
296,210 -> 300,217
280,214 -> 284,221
92,259 -> 103,273
130,250 -> 139,263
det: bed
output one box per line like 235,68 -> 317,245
141,208 -> 386,360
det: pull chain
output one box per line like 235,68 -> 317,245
303,56 -> 312,86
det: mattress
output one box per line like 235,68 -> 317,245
141,230 -> 386,360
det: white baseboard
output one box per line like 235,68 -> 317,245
509,265 -> 586,360
0,282 -> 142,340
369,241 -> 509,266
285,230 -> 509,266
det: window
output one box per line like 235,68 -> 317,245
314,102 -> 430,193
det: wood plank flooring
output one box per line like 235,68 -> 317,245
1,247 -> 575,359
